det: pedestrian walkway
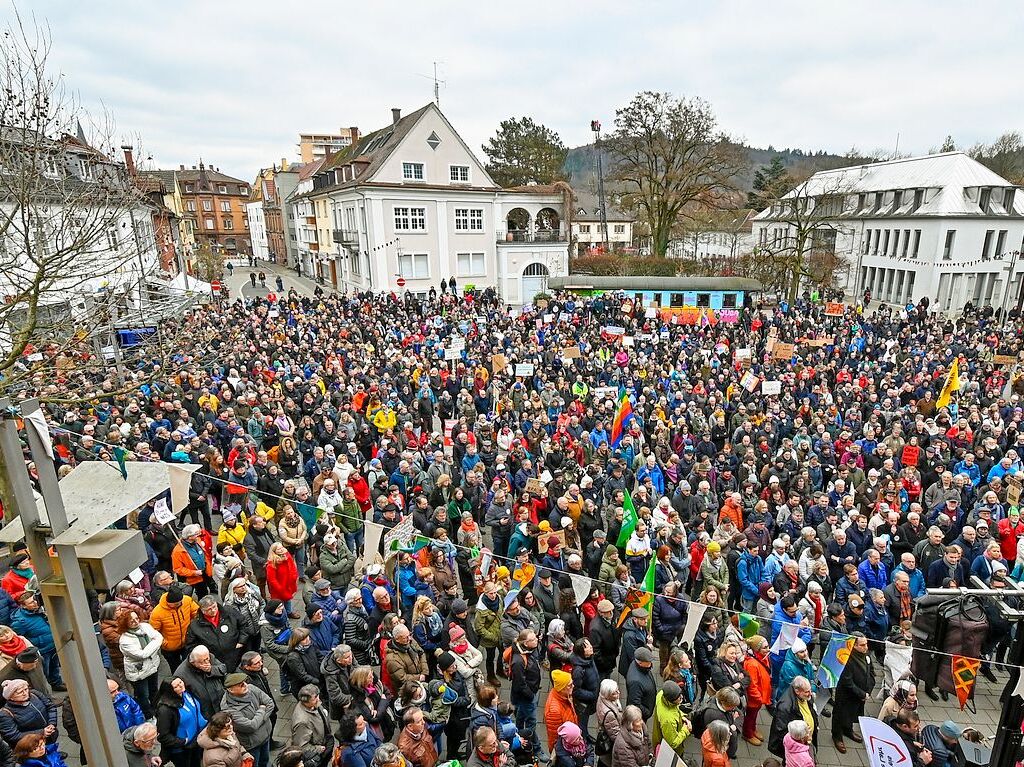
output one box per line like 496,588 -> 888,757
224,260 -> 330,299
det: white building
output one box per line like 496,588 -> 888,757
751,152 -> 1024,311
246,200 -> 268,261
571,190 -> 635,254
293,103 -> 570,300
670,210 -> 756,262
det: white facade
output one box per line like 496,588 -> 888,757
573,219 -> 633,250
296,104 -> 569,300
246,201 -> 269,261
751,152 -> 1024,310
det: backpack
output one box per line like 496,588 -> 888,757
503,646 -> 529,679
688,696 -> 716,738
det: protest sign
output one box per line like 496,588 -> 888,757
525,477 -> 547,496
825,302 -> 845,316
491,353 -> 507,373
761,381 -> 782,395
901,445 -> 920,466
561,346 -> 581,359
153,498 -> 175,526
772,342 -> 796,360
514,363 -> 535,377
995,355 -> 1019,365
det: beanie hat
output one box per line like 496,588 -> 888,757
449,625 -> 466,643
437,652 -> 457,671
552,670 -> 572,692
451,599 -> 469,614
662,680 -> 682,702
1,680 -> 28,700
792,637 -> 807,654
165,585 -> 184,604
547,535 -> 561,549
707,541 -> 721,554
306,602 -> 321,619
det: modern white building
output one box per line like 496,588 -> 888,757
670,210 -> 756,262
246,200 -> 268,261
293,103 -> 570,300
751,152 -> 1024,311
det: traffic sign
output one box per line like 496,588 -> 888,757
396,277 -> 407,288
211,280 -> 222,293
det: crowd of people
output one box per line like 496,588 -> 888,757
2,274 -> 1024,767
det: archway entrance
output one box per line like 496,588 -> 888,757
521,262 -> 549,302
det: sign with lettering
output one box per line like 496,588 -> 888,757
514,363 -> 535,377
561,346 -> 581,359
825,302 -> 845,316
525,477 -> 547,496
901,445 -> 920,466
491,353 -> 507,373
994,355 -> 1019,365
761,380 -> 782,396
772,342 -> 796,360
1008,477 -> 1022,507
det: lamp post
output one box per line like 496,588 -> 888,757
591,120 -> 610,254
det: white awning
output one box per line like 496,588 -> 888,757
170,272 -> 212,293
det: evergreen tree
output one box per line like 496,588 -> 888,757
746,156 -> 792,212
483,117 -> 568,187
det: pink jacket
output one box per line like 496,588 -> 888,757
783,734 -> 816,767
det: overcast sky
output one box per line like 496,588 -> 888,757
16,0 -> 1024,181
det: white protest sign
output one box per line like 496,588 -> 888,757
514,363 -> 535,377
27,352 -> 43,363
594,386 -> 618,400
859,716 -> 912,767
603,325 -> 626,336
680,602 -> 708,648
645,307 -> 657,319
761,381 -> 782,396
622,336 -> 634,347
570,574 -> 592,607
444,346 -> 461,360
153,498 -> 175,526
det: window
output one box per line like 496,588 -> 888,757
902,230 -> 910,258
996,230 -> 1008,257
77,159 -> 95,181
882,230 -> 890,255
107,229 -> 119,251
456,251 -> 485,276
202,200 -> 213,212
696,293 -> 711,307
223,218 -> 233,229
892,190 -> 903,210
722,293 -> 737,309
670,293 -> 684,308
873,192 -> 883,212
863,230 -> 871,255
394,207 -> 426,231
1004,188 -> 1016,212
614,224 -> 625,234
913,189 -> 924,210
218,184 -> 228,194
450,165 -> 470,182
942,229 -> 956,260
982,230 -> 994,260
579,224 -> 591,234
239,186 -> 248,195
220,201 -> 231,212
186,201 -> 196,212
398,252 -> 430,278
454,208 -> 484,232
185,183 -> 194,193
979,188 -> 992,213
402,162 -> 424,181
912,230 -> 921,258
205,218 -> 215,230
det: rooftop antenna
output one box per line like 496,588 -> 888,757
893,131 -> 900,159
416,62 -> 446,106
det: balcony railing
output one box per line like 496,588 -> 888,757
332,229 -> 359,245
497,229 -> 566,244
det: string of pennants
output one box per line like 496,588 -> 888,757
367,237 -> 401,253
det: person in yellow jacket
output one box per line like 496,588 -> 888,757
216,510 -> 248,555
651,681 -> 692,757
372,404 -> 397,433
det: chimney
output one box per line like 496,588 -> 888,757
179,164 -> 185,171
120,145 -> 136,176
349,126 -> 360,144
391,108 -> 401,125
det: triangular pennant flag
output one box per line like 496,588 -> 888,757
951,655 -> 980,710
737,613 -> 760,639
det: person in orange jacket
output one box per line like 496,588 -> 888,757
741,635 -> 773,745
147,584 -> 199,669
544,669 -> 579,751
718,493 -> 744,530
172,524 -> 214,598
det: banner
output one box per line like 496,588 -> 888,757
825,302 -> 845,316
384,518 -> 415,555
817,633 -> 854,689
994,354 -> 1018,365
680,602 -> 708,648
859,716 -> 913,767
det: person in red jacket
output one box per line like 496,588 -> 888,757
265,543 -> 299,618
998,507 -> 1024,564
348,467 -> 372,513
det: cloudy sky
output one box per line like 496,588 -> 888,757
15,0 -> 1024,181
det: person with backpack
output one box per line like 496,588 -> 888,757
690,687 -> 741,762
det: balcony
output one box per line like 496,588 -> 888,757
497,229 -> 566,244
332,229 -> 359,245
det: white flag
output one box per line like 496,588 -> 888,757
770,622 -> 799,655
859,716 -> 912,767
680,603 -> 708,649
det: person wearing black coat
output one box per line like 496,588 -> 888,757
437,652 -> 473,760
569,641 -> 600,731
832,633 -> 875,753
617,611 -> 651,677
693,616 -> 724,692
624,649 -> 658,722
587,603 -> 620,678
767,679 -> 818,758
184,599 -> 250,673
652,585 -> 686,668
174,651 -> 227,721
283,630 -> 325,700
0,686 -> 56,748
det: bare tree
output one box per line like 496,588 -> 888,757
0,12 -> 181,396
750,176 -> 855,301
608,91 -> 744,258
968,131 -> 1024,184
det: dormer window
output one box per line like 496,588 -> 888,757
77,159 -> 95,181
979,187 -> 992,213
913,189 -> 924,211
1004,188 -> 1016,213
892,190 -> 903,210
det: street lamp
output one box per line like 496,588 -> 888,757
591,120 -> 610,254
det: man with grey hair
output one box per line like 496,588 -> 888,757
222,670 -> 276,767
123,722 -> 161,767
174,645 -> 226,719
291,684 -> 335,767
186,595 -> 248,672
767,675 -> 818,756
321,644 -> 354,719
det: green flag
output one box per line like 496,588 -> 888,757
616,488 -> 638,548
113,446 -> 128,480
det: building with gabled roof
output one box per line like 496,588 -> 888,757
158,162 -> 252,258
289,103 -> 569,298
752,151 -> 1024,311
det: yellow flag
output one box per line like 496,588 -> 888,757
936,358 -> 960,408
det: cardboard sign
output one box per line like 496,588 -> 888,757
621,301 -> 633,314
805,337 -> 834,347
994,355 -> 1019,366
824,302 -> 845,316
772,342 -> 796,360
1008,477 -> 1022,506
535,299 -> 548,310
514,363 -> 535,377
645,307 -> 657,319
901,445 -> 920,466
561,346 -> 581,359
622,336 -> 634,347
491,353 -> 507,372
761,381 -> 782,396
525,477 -> 547,496
543,314 -> 553,324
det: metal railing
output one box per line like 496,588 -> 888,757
332,229 -> 359,245
497,229 -> 566,243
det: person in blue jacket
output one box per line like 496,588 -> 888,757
769,596 -> 813,688
857,548 -> 889,592
336,710 -> 382,767
108,678 -> 145,733
636,456 -> 665,497
737,547 -> 765,612
10,593 -> 63,691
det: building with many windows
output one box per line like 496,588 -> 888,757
292,104 -> 570,299
246,162 -> 291,264
751,152 -> 1024,311
166,162 -> 252,258
298,127 -> 360,164
570,190 -> 636,254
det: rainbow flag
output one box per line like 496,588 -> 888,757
610,390 -> 634,448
